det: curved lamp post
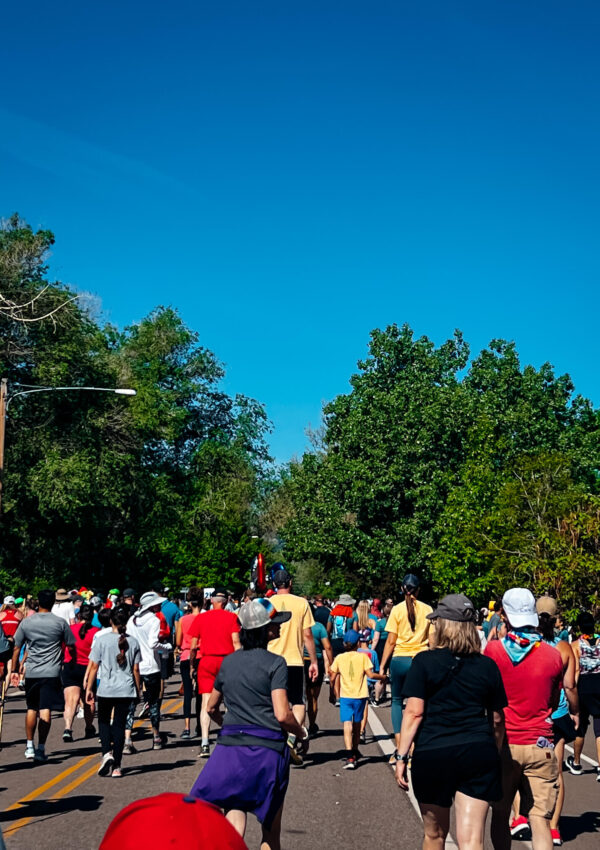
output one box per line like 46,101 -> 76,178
0,378 -> 136,511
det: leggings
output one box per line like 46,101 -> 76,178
97,697 -> 130,767
390,655 -> 413,734
180,660 -> 194,719
142,672 -> 162,731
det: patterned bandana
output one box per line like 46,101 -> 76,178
502,629 -> 542,664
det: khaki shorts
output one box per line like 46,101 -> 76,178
494,743 -> 559,819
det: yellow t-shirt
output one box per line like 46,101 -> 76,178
386,599 -> 433,657
329,651 -> 373,699
267,593 -> 315,667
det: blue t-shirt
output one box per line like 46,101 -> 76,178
304,622 -> 328,660
161,600 -> 182,633
92,612 -> 102,629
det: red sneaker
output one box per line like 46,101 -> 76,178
551,828 -> 562,846
510,816 -> 530,840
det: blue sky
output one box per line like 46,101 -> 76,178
2,1 -> 599,462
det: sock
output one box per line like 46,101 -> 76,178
201,738 -> 209,746
26,739 -> 33,747
346,749 -> 354,759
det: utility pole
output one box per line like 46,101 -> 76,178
0,378 -> 6,512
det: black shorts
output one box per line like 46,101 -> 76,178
160,651 -> 174,680
304,658 -> 325,689
61,663 -> 87,690
411,741 -> 502,808
287,666 -> 305,706
577,689 -> 600,736
552,713 -> 577,745
25,677 -> 65,712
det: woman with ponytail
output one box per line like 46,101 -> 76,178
380,574 -> 433,759
86,606 -> 141,778
62,604 -> 100,742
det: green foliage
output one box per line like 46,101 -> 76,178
0,215 -> 271,594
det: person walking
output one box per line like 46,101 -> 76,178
380,574 -> 432,759
189,598 -> 307,850
175,586 -> 202,738
10,589 -> 76,761
485,588 -> 563,850
567,611 -> 600,780
394,594 -> 507,850
303,618 -> 333,737
62,604 -> 99,742
127,590 -> 166,750
51,589 -> 76,625
328,593 -> 356,656
87,606 -> 142,777
267,568 -> 318,765
189,588 -> 241,757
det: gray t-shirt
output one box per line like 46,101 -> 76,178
215,648 -> 288,732
14,612 -> 76,679
89,631 -> 141,698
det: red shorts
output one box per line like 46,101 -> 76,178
197,656 -> 224,694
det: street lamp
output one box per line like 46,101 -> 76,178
0,378 -> 137,510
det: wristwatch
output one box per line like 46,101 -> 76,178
394,751 -> 410,764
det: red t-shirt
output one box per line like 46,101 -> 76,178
484,639 -> 563,745
65,622 -> 100,666
188,609 -> 240,656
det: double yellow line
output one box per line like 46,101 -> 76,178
3,698 -> 183,838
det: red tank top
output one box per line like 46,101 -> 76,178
0,609 -> 22,637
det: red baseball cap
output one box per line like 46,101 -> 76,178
99,793 -> 248,849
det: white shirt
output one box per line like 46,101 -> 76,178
127,612 -> 160,675
52,601 -> 75,624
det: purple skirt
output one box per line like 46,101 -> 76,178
189,726 -> 290,829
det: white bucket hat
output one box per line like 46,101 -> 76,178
138,591 -> 167,614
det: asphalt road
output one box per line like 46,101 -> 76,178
0,679 -> 598,849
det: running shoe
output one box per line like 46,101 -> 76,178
24,745 -> 35,760
98,752 -> 114,776
33,747 -> 48,763
200,744 -> 211,758
137,702 -> 150,719
18,679 -> 25,690
308,723 -> 319,737
122,742 -> 137,756
111,767 -> 122,778
596,766 -> 600,783
152,737 -> 164,750
180,729 -> 191,739
342,757 -> 356,770
63,729 -> 73,743
510,816 -> 530,840
359,731 -> 366,745
353,748 -> 363,761
550,828 -> 562,846
565,755 -> 583,775
84,725 -> 97,739
76,705 -> 84,719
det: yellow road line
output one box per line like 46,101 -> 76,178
3,698 -> 184,837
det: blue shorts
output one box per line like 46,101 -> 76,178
339,697 -> 367,723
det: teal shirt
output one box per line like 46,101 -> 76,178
304,622 -> 328,659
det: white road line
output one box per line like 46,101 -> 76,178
367,706 -> 460,850
564,743 -> 599,768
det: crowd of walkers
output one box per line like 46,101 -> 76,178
0,571 -> 599,850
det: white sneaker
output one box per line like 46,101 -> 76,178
76,705 -> 84,719
24,745 -> 35,760
97,752 -> 114,776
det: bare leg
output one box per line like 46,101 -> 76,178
38,708 -> 51,745
343,720 -> 353,751
360,702 -> 368,736
25,709 -> 38,741
529,815 -> 553,850
63,685 -> 80,731
454,792 -> 489,850
292,703 -> 305,728
550,739 -> 565,831
200,692 -> 211,742
226,809 -> 247,838
261,805 -> 283,850
573,734 -> 584,764
419,803 -> 450,850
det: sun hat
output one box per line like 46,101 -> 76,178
137,591 -> 167,614
502,588 -> 539,629
99,792 -> 248,849
337,593 -> 356,606
55,588 -> 70,602
426,594 -> 476,623
3,595 -> 15,606
401,574 -> 420,592
536,596 -> 558,617
343,629 -> 360,645
238,598 -> 291,630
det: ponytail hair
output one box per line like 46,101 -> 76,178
79,604 -> 95,639
538,611 -> 556,643
405,591 -> 416,631
111,606 -> 130,669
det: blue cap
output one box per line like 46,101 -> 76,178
343,629 -> 360,645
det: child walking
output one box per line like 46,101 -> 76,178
328,629 -> 386,769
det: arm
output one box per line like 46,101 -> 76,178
492,709 -> 505,751
133,663 -> 142,699
271,688 -> 306,739
9,624 -> 25,687
394,697 -> 425,790
189,636 -> 199,670
572,640 -> 580,683
232,632 -> 241,651
207,687 -> 225,726
371,628 -> 380,652
303,628 -> 318,681
560,642 -> 579,720
175,619 -> 183,651
85,660 -> 99,703
379,631 -> 397,674
321,637 -> 334,667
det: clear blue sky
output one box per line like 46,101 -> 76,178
2,1 -> 599,462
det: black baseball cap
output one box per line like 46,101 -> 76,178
273,569 -> 291,586
123,588 -> 135,599
427,594 -> 476,623
211,588 -> 229,598
401,573 -> 420,592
